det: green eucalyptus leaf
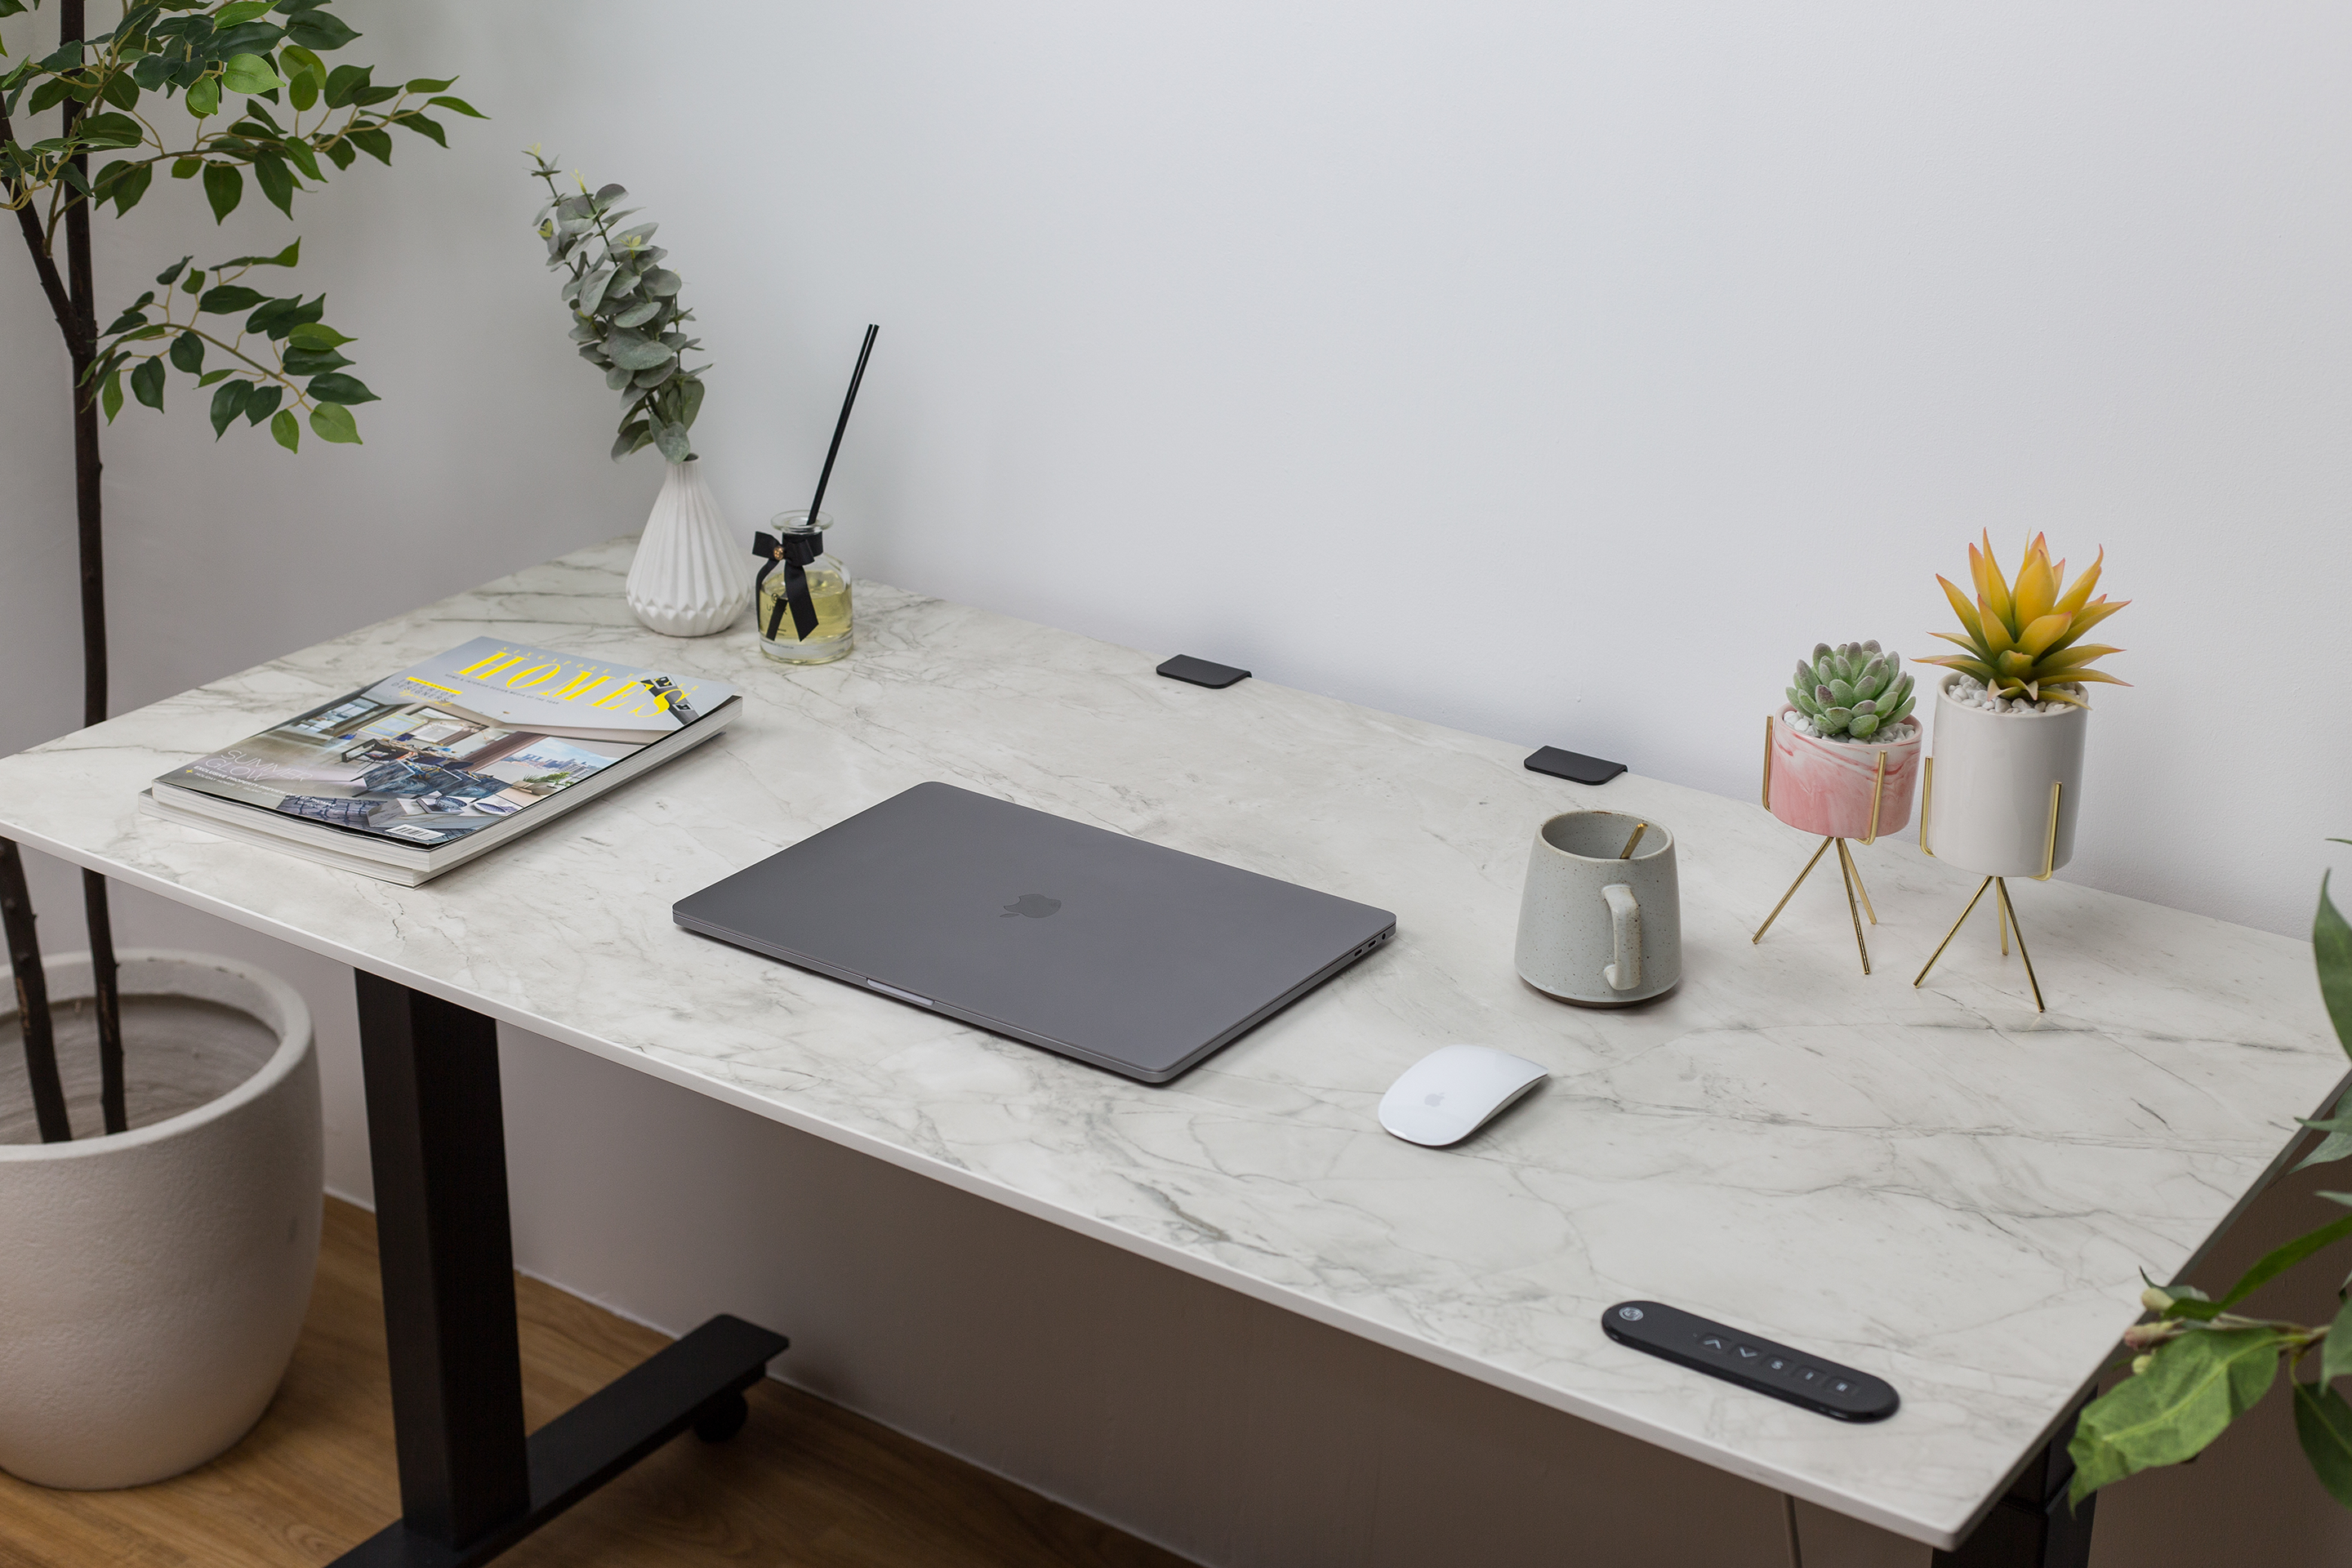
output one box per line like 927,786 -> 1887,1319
169,329 -> 204,373
130,356 -> 165,411
610,419 -> 649,461
641,267 -> 680,297
270,407 -> 301,451
575,265 -> 615,314
2069,1327 -> 2287,1506
676,375 -> 706,428
2293,1380 -> 2352,1508
308,399 -> 361,443
202,161 -> 243,221
653,421 -> 691,462
611,297 -> 663,329
305,370 -> 376,405
603,330 -> 675,372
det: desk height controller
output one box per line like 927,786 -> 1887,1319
1603,1301 -> 1900,1422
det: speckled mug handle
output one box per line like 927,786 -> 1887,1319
1602,883 -> 1642,991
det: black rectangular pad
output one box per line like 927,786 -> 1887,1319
1157,654 -> 1251,689
1525,746 -> 1625,786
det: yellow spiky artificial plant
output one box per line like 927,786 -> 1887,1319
1915,533 -> 2129,708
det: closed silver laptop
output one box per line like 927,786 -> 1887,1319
673,782 -> 1396,1082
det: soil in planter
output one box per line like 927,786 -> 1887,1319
0,996 -> 278,1144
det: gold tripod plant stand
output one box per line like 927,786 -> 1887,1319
1909,763 -> 2063,1013
1751,718 -> 1888,976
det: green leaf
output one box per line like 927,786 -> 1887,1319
2294,1380 -> 2352,1508
281,136 -> 322,181
186,74 -> 220,118
169,329 -> 204,373
319,136 -> 354,170
100,370 -> 123,421
279,345 -> 350,375
305,371 -> 376,405
287,66 -> 318,112
286,322 -> 352,350
100,69 -> 140,111
396,111 -> 444,147
109,161 -> 153,215
2069,1327 -> 2287,1506
350,84 -> 400,107
243,383 -> 283,425
216,1 -> 277,24
223,53 -> 285,97
155,256 -> 192,287
172,156 -> 203,180
2212,1214 -> 2352,1312
404,76 -> 457,92
129,356 -> 167,411
270,407 -> 300,451
253,152 -> 295,216
197,369 -> 234,386
77,111 -> 144,149
202,161 -> 242,222
2323,1293 -> 2352,1388
198,284 -> 266,314
307,399 -> 360,443
347,125 -> 391,164
284,11 -> 359,51
425,94 -> 484,118
209,379 -> 252,439
221,238 -> 301,269
322,64 -> 368,108
2320,874 -> 2352,1062
181,267 -> 205,296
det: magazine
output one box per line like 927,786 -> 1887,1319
142,637 -> 740,884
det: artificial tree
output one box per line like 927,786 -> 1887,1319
0,0 -> 476,1140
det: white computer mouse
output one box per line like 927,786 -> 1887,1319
1378,1045 -> 1549,1147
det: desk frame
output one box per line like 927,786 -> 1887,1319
336,973 -> 787,1566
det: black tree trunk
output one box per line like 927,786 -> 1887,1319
57,0 -> 125,1135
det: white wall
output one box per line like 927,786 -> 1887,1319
6,3 -> 2352,1563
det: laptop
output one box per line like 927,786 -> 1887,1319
672,782 -> 1396,1083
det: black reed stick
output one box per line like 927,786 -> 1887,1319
803,323 -> 879,529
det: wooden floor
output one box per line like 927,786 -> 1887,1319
0,1200 -> 1192,1568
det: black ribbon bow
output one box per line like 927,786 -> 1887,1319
751,529 -> 823,641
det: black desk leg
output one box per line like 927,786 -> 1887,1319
338,973 -> 789,1568
1930,1404 -> 2095,1568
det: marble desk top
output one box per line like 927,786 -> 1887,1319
0,538 -> 2340,1549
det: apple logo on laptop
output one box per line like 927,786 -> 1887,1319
1002,893 -> 1062,919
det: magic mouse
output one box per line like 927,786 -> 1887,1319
1378,1045 -> 1549,1147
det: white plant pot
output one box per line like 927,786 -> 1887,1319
1922,675 -> 2087,879
0,950 -> 321,1490
625,459 -> 751,637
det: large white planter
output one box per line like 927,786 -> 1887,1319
625,459 -> 751,637
1922,675 -> 2087,878
0,950 -> 321,1490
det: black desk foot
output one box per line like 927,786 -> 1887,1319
347,973 -> 788,1567
333,1314 -> 787,1567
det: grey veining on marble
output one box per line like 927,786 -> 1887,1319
0,537 -> 2340,1548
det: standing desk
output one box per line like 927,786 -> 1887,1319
0,537 -> 2339,1565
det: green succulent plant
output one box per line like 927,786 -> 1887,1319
1785,641 -> 1916,741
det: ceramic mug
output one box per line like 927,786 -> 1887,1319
1514,809 -> 1682,1006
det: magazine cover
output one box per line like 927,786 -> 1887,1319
154,639 -> 737,850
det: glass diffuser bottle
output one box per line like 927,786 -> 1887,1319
755,510 -> 853,664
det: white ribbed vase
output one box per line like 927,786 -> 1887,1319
625,460 -> 751,637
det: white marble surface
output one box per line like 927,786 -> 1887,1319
0,539 -> 2340,1548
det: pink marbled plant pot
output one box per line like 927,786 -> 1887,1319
1766,711 -> 1922,840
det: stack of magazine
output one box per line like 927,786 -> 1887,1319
141,637 -> 740,885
